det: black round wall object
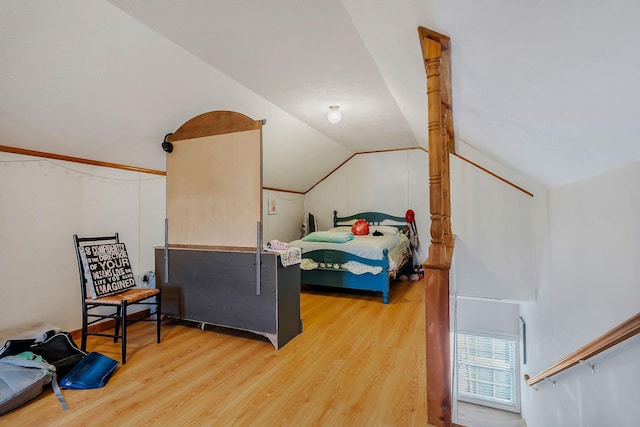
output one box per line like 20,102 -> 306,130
161,141 -> 173,153
161,133 -> 174,153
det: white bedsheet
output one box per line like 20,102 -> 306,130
290,233 -> 410,270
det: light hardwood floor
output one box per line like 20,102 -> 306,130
1,280 -> 427,426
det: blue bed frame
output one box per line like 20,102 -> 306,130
300,211 -> 410,304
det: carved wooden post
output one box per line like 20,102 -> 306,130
424,38 -> 446,267
419,26 -> 454,427
442,122 -> 453,249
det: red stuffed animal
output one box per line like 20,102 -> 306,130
351,219 -> 370,235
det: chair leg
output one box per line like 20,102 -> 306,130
81,306 -> 88,351
121,301 -> 127,365
156,292 -> 162,344
114,306 -> 122,344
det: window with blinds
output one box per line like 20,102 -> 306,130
457,331 -> 520,412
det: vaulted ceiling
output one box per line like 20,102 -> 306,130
2,1 -> 639,193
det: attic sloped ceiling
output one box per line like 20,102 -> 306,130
417,0 -> 640,187
2,1 -> 640,193
0,1 -> 356,193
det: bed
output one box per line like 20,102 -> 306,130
289,211 -> 414,304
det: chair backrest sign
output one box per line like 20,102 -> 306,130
79,243 -> 136,299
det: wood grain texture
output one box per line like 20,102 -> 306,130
419,25 -> 455,426
425,268 -> 451,427
417,27 -> 454,155
424,41 -> 446,265
167,110 -> 262,141
1,280 -> 427,426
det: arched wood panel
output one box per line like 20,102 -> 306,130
167,110 -> 263,141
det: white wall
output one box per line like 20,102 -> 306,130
0,152 -> 166,332
262,189 -> 305,243
450,155 -> 536,301
456,298 -> 520,336
301,147 -> 537,294
520,160 -> 640,427
446,144 -> 539,421
304,149 -> 430,263
0,150 -> 307,334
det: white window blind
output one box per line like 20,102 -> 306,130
457,332 -> 518,410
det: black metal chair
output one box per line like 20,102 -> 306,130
73,233 -> 161,364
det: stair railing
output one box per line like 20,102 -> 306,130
524,312 -> 640,387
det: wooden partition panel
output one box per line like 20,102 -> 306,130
165,111 -> 263,249
159,111 -> 301,351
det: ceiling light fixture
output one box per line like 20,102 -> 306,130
327,105 -> 341,124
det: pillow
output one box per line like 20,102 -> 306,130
302,231 -> 354,243
369,225 -> 400,235
79,243 -> 136,299
327,226 -> 352,233
351,219 -> 370,236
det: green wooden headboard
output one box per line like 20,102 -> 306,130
333,210 -> 407,230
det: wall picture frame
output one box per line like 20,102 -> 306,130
268,197 -> 278,215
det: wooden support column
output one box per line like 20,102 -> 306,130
425,266 -> 452,427
419,26 -> 455,427
424,38 -> 446,267
442,124 -> 453,250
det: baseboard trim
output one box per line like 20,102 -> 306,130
69,309 -> 152,341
